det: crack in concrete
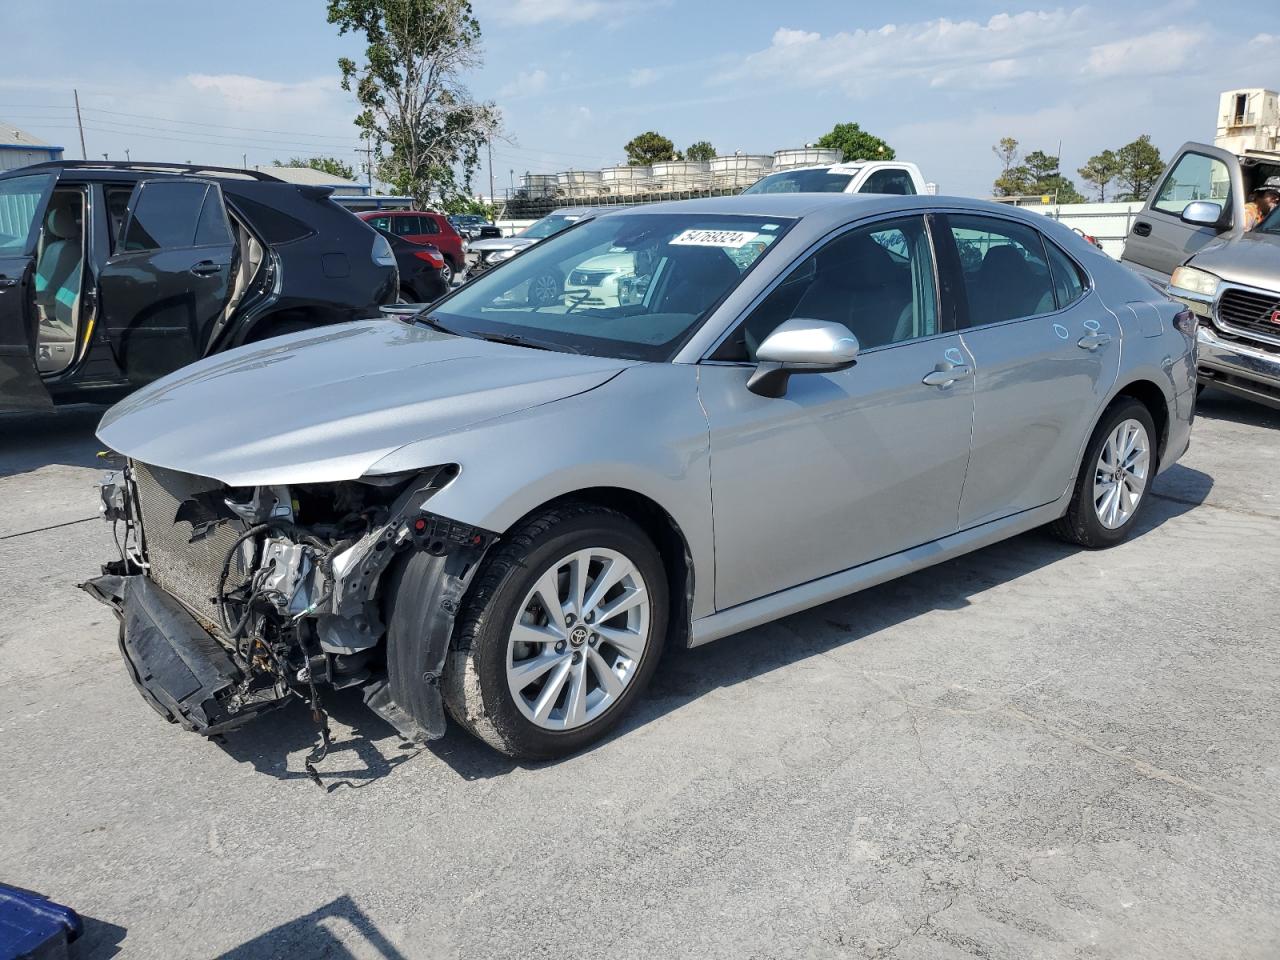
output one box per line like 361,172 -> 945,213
0,516 -> 96,540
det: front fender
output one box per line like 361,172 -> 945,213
368,364 -> 716,617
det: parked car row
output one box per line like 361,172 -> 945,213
0,161 -> 398,412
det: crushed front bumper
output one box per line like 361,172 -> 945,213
80,571 -> 288,735
1197,323 -> 1280,409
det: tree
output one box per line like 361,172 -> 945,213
684,140 -> 716,161
443,195 -> 496,218
328,0 -> 500,207
625,131 -> 677,165
1078,149 -> 1120,202
815,122 -> 895,161
1114,135 -> 1164,201
1022,150 -> 1086,203
992,137 -> 1031,197
273,156 -> 356,180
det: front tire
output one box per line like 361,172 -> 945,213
442,503 -> 668,759
1051,398 -> 1156,548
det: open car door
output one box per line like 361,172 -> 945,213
0,172 -> 55,412
1121,141 -> 1243,282
99,178 -> 236,387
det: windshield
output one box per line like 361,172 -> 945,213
430,212 -> 793,360
519,214 -> 586,239
742,169 -> 856,195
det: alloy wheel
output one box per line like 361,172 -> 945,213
528,274 -> 560,306
1093,418 -> 1150,529
506,547 -> 650,731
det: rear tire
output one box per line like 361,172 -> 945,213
442,503 -> 668,759
1051,398 -> 1157,548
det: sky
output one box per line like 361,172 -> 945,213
2,0 -> 1275,198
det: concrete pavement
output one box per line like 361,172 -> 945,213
1,392 -> 1278,959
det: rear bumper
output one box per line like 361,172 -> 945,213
80,571 -> 288,735
1197,323 -> 1280,408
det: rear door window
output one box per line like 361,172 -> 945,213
1044,241 -> 1087,309
418,215 -> 441,235
946,215 -> 1056,325
123,181 -> 211,251
860,169 -> 917,195
1152,152 -> 1231,215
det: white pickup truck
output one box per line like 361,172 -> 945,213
740,161 -> 933,197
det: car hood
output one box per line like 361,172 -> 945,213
1190,232 -> 1280,290
469,236 -> 539,252
97,319 -> 632,486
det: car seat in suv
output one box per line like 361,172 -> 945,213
34,194 -> 84,373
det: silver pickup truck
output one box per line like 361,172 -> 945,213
1121,141 -> 1280,408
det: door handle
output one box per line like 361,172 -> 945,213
1132,221 -> 1152,237
922,364 -> 973,388
1077,333 -> 1113,351
190,261 -> 222,277
0,276 -> 17,289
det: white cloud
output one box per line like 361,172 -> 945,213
482,0 -> 665,26
498,68 -> 549,97
1084,28 -> 1199,78
185,74 -> 340,114
628,67 -> 658,88
717,9 -> 1208,96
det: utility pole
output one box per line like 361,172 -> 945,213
242,152 -> 247,170
124,148 -> 130,162
73,89 -> 87,160
487,136 -> 495,204
361,135 -> 373,192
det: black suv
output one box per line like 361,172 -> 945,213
0,161 -> 397,411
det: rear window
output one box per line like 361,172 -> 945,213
228,195 -> 315,245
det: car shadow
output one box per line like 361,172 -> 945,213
212,464 -> 1214,786
0,407 -> 105,478
217,895 -> 406,960
1196,386 -> 1280,429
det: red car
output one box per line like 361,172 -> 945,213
357,210 -> 465,283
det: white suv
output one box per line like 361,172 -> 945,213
741,161 -> 931,197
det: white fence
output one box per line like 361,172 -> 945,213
1020,201 -> 1143,260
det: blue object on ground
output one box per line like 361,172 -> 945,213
0,884 -> 82,960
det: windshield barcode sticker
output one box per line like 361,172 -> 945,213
670,229 -> 761,249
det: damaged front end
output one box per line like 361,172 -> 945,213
81,460 -> 494,747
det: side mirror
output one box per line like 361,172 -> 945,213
747,317 -> 859,398
1180,201 -> 1223,228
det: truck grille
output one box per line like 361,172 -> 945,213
1217,287 -> 1280,343
131,462 -> 250,629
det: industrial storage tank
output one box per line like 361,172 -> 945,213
600,165 -> 653,196
710,154 -> 773,189
650,160 -> 711,192
557,169 -> 604,198
520,174 -> 558,198
771,147 -> 842,169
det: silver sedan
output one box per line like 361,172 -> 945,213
85,194 -> 1197,762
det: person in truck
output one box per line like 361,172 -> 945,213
1245,183 -> 1280,231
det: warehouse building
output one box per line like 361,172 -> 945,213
0,122 -> 64,172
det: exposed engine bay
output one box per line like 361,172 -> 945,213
81,459 -> 494,781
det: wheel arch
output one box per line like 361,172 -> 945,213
499,486 -> 695,651
1108,377 -> 1171,465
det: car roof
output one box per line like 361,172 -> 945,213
588,193 -> 1070,238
